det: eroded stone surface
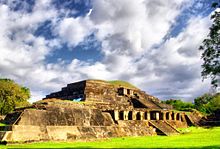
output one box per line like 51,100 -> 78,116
0,80 -> 190,142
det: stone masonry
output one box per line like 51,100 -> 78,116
0,80 -> 191,142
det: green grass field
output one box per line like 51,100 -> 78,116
0,123 -> 7,126
1,127 -> 220,148
108,80 -> 138,89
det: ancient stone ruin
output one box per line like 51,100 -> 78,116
0,80 -> 197,142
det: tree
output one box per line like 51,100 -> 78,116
194,93 -> 220,114
194,93 -> 213,114
0,78 -> 30,115
162,99 -> 194,111
199,1 -> 220,88
209,93 -> 220,111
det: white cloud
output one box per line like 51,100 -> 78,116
136,15 -> 212,100
0,0 -> 214,102
0,0 -> 61,100
56,16 -> 93,47
91,0 -> 189,55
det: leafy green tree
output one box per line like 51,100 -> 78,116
0,78 -> 30,115
162,99 -> 194,111
199,1 -> 220,87
194,93 -> 220,114
209,93 -> 220,111
194,93 -> 213,114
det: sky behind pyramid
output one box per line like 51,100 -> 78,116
0,0 -> 216,102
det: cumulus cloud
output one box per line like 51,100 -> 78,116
56,16 -> 93,47
0,0 -> 60,99
0,0 -> 213,102
91,0 -> 189,55
136,16 -> 212,100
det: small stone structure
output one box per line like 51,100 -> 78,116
0,80 -> 192,142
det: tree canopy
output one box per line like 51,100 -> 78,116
194,93 -> 213,114
163,93 -> 220,115
194,93 -> 220,114
0,78 -> 30,115
162,99 -> 194,111
199,1 -> 220,87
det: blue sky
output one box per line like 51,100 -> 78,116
0,0 -> 216,102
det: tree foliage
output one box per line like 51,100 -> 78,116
194,93 -> 213,114
208,93 -> 220,114
199,1 -> 220,87
162,99 -> 194,111
164,93 -> 220,115
194,93 -> 220,114
0,78 -> 30,115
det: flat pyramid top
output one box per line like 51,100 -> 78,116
86,79 -> 138,90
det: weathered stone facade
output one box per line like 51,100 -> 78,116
46,80 -> 172,110
0,80 -> 193,142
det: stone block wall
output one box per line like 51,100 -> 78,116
44,79 -> 172,111
84,80 -> 117,102
45,80 -> 86,100
15,107 -> 114,127
2,125 -> 156,142
84,80 -> 133,109
166,120 -> 188,128
0,78 -> 192,142
10,125 -> 48,141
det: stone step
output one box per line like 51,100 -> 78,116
137,93 -> 162,109
185,115 -> 200,126
0,131 -> 12,141
3,111 -> 23,125
149,120 -> 179,136
0,131 -> 6,140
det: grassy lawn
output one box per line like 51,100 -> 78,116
108,80 -> 138,89
1,127 -> 220,148
0,123 -> 7,126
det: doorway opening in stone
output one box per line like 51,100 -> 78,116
128,111 -> 132,120
119,111 -> 124,120
136,112 -> 141,120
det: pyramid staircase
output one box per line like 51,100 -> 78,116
185,113 -> 203,126
0,112 -> 23,142
135,92 -> 162,109
0,126 -> 12,142
149,120 -> 179,136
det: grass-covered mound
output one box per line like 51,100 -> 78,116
108,80 -> 138,89
3,127 -> 220,148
